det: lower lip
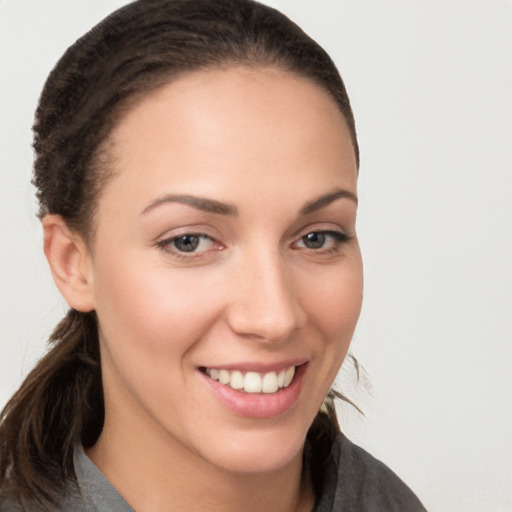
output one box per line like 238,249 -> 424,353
200,364 -> 307,419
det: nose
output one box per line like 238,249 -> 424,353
226,250 -> 307,343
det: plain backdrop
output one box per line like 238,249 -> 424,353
1,1 -> 511,511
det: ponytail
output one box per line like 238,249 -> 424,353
0,309 -> 103,507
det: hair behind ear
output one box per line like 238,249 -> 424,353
0,310 -> 103,507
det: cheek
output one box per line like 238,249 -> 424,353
91,255 -> 227,419
296,255 -> 363,412
92,254 -> 222,356
301,257 -> 363,342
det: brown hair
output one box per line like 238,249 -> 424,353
0,0 -> 359,507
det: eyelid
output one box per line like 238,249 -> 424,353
155,229 -> 224,259
153,222 -> 222,245
291,227 -> 353,254
157,232 -> 212,247
295,229 -> 348,244
292,220 -> 351,240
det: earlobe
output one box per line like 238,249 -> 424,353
42,214 -> 95,312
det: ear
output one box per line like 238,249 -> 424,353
42,214 -> 95,312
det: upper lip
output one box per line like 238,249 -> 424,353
199,358 -> 308,374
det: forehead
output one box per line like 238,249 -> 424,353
101,66 -> 357,211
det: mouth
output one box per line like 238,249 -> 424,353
199,362 -> 307,418
200,365 -> 296,395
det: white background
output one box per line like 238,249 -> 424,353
1,1 -> 511,511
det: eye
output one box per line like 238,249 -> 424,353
301,232 -> 328,249
157,233 -> 217,254
173,234 -> 202,252
294,230 -> 349,251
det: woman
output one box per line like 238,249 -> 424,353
0,1 -> 427,510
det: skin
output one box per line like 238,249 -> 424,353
44,67 -> 363,512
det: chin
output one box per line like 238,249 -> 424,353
193,423 -> 309,475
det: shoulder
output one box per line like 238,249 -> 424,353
314,431 -> 428,511
0,445 -> 128,512
0,487 -> 90,512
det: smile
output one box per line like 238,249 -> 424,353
203,366 -> 296,394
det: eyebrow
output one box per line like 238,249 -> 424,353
141,194 -> 239,216
299,187 -> 358,215
141,187 -> 357,217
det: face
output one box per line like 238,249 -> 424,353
86,67 -> 363,474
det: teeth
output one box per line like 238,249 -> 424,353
230,370 -> 244,390
262,371 -> 278,393
277,370 -> 285,388
244,372 -> 262,393
206,365 -> 296,394
219,369 -> 230,385
284,366 -> 295,387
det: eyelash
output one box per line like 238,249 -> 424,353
156,233 -> 220,260
156,229 -> 352,260
293,230 -> 352,255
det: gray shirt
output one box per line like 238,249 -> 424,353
313,433 -> 427,511
2,433 -> 427,511
59,446 -> 134,512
